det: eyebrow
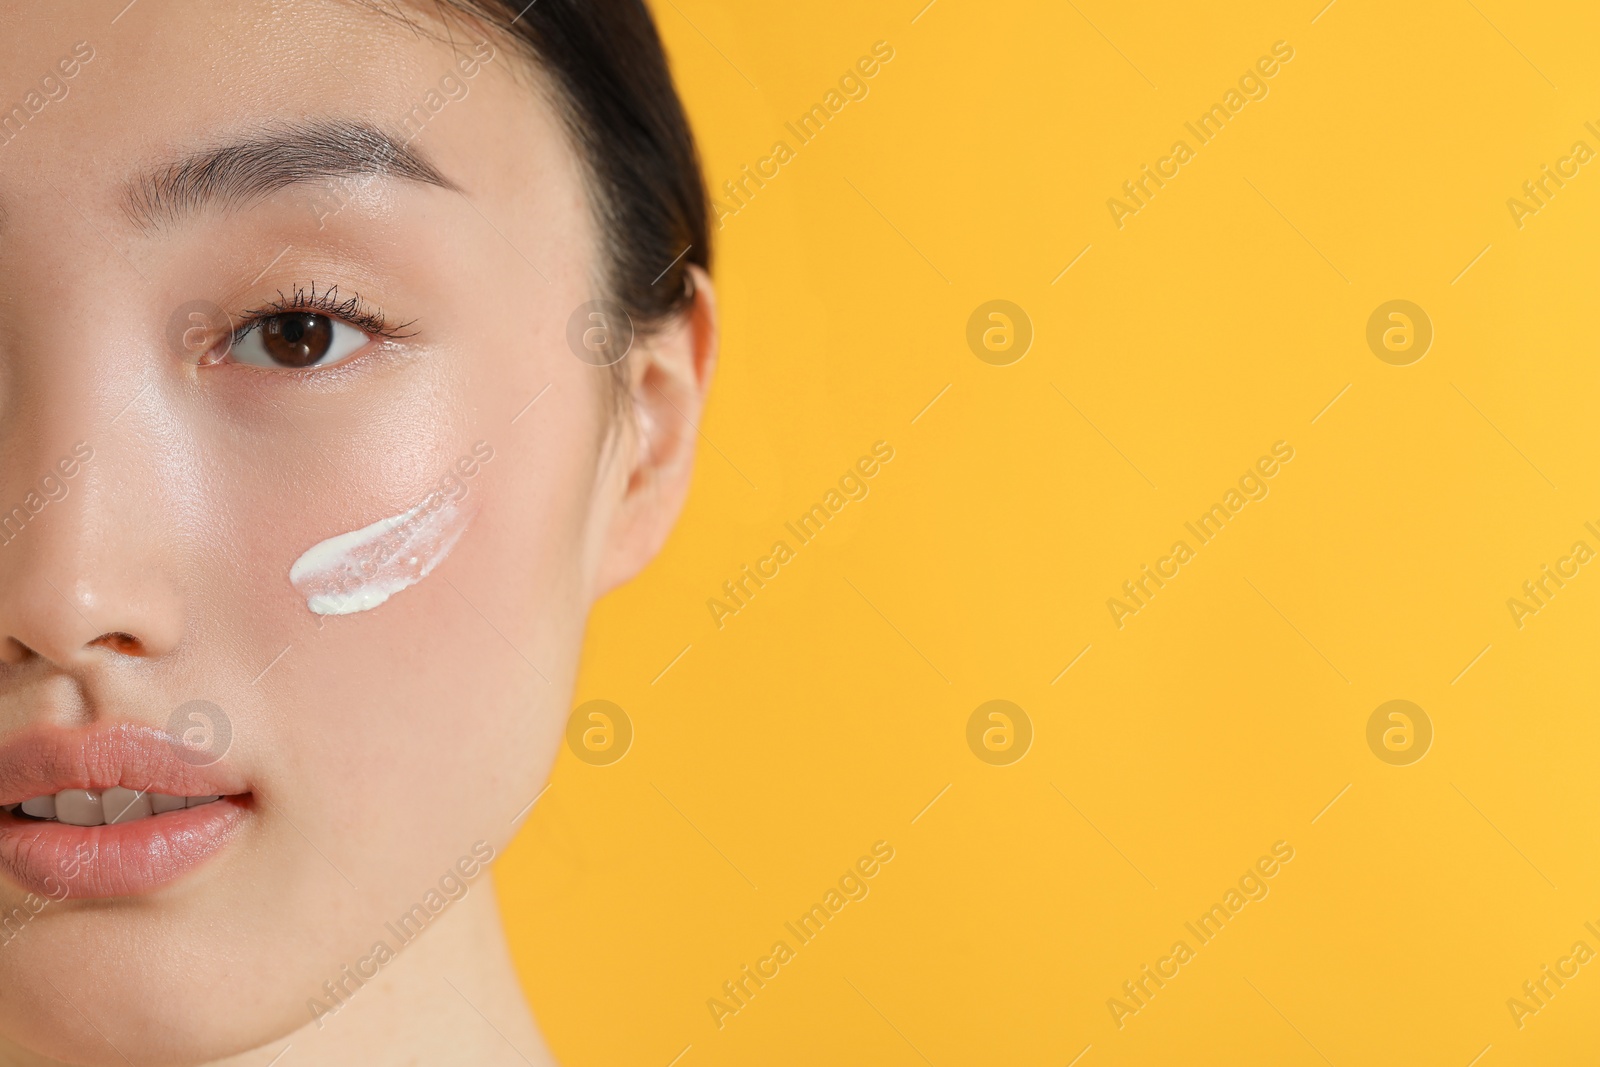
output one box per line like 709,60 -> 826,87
122,119 -> 459,230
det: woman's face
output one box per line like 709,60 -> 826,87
0,2 -> 709,1061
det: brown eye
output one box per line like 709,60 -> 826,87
230,312 -> 370,370
260,314 -> 333,367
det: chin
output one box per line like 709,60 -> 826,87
0,922 -> 307,1066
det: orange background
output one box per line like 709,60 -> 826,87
499,2 -> 1600,1064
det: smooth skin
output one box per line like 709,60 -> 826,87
0,1 -> 715,1063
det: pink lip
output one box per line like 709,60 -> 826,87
0,723 -> 250,899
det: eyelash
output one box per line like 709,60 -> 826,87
230,283 -> 417,346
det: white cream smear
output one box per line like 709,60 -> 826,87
290,496 -> 471,615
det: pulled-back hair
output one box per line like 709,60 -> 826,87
379,0 -> 709,376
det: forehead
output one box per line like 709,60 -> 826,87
0,0 -> 563,224
4,0 -> 449,126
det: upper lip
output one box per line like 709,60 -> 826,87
0,722 -> 247,805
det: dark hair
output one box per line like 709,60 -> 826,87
381,0 -> 709,374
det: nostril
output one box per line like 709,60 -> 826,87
88,632 -> 144,656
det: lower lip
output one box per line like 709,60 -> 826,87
0,798 -> 249,899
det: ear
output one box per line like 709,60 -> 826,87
592,265 -> 718,596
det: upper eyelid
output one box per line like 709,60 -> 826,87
229,284 -> 416,341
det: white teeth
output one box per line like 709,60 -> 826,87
55,790 -> 103,827
11,790 -> 227,824
103,787 -> 153,825
20,795 -> 54,818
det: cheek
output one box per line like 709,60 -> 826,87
288,492 -> 471,616
164,101 -> 605,1004
247,340 -> 605,869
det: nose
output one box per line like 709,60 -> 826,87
0,188 -> 189,675
0,432 -> 185,668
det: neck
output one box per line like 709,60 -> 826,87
218,875 -> 551,1067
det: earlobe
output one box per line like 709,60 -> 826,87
592,266 -> 718,597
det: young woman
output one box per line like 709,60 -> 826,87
0,1 -> 714,1062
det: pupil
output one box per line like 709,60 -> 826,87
262,314 -> 333,367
